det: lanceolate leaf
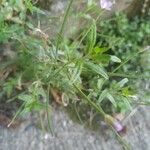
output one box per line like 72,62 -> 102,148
93,46 -> 109,54
86,21 -> 97,53
106,93 -> 117,108
122,97 -> 132,111
110,55 -> 121,63
97,89 -> 108,103
118,78 -> 128,88
69,62 -> 83,84
97,90 -> 117,108
85,61 -> 109,79
18,94 -> 32,102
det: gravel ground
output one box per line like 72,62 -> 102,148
0,105 -> 150,150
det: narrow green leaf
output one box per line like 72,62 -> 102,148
118,78 -> 128,88
97,78 -> 105,91
85,62 -> 109,79
18,94 -> 32,102
93,46 -> 109,54
106,93 -> 117,108
70,62 -> 82,84
97,89 -> 108,103
122,97 -> 132,111
86,21 -> 97,53
110,55 -> 121,63
92,54 -> 110,64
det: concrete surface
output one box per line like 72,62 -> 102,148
0,105 -> 150,150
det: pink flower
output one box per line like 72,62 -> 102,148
105,114 -> 126,134
113,120 -> 124,132
100,0 -> 115,10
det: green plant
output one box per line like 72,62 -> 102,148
0,1 -> 150,149
98,13 -> 150,71
97,13 -> 150,109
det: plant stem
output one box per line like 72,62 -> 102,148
73,83 -> 105,117
7,102 -> 26,127
108,72 -> 150,79
111,48 -> 147,74
111,126 -> 131,150
56,0 -> 74,50
46,85 -> 54,135
73,83 -> 131,150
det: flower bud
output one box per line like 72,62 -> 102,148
105,114 -> 126,134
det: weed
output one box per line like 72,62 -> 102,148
0,1 -> 150,149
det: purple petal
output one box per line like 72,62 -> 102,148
100,0 -> 115,10
113,121 -> 124,132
